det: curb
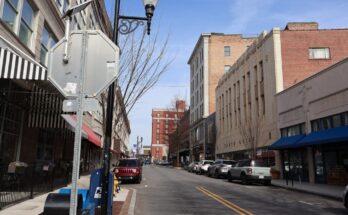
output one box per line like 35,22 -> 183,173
271,183 -> 342,201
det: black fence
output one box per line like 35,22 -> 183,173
0,161 -> 72,210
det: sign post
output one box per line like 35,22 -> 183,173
48,30 -> 119,215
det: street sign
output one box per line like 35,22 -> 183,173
63,98 -> 101,112
48,30 -> 119,98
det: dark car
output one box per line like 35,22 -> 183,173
207,159 -> 236,178
113,158 -> 142,183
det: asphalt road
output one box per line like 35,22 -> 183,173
121,165 -> 346,215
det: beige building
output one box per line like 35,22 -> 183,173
215,22 -> 348,163
188,33 -> 255,161
273,58 -> 348,185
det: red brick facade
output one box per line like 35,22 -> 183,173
281,24 -> 348,89
151,101 -> 186,161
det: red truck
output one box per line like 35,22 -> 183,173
113,158 -> 142,183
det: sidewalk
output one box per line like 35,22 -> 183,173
0,175 -> 134,215
272,179 -> 344,200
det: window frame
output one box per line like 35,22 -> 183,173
40,24 -> 57,65
224,46 -> 231,57
308,47 -> 331,60
0,0 -> 37,49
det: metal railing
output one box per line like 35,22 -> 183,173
0,161 -> 72,210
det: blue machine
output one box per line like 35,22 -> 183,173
89,168 -> 114,215
56,168 -> 114,215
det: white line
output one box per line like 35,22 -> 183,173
145,185 -> 148,188
128,189 -> 137,215
299,201 -> 313,205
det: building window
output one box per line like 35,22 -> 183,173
309,48 -> 330,59
40,25 -> 57,65
55,0 -> 70,14
311,111 -> 348,132
224,65 -> 231,73
280,123 -> 305,137
2,0 -> 19,31
224,46 -> 231,57
18,0 -> 35,46
1,0 -> 36,47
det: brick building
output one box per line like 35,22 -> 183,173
188,33 -> 256,161
151,100 -> 186,162
215,22 -> 348,168
168,109 -> 190,167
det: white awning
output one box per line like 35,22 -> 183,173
0,36 -> 47,80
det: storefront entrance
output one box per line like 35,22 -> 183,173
313,143 -> 348,185
282,149 -> 309,182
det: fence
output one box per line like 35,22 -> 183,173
0,161 -> 71,210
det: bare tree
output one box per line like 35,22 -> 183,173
239,115 -> 264,160
99,29 -> 172,152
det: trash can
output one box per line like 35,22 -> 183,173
43,193 -> 83,215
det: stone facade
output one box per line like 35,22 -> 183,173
215,22 -> 348,164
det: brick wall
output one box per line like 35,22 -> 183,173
281,29 -> 348,89
208,35 -> 255,114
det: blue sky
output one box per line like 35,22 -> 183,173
103,0 -> 348,149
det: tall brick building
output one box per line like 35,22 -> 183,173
151,100 -> 186,162
215,22 -> 348,167
188,33 -> 256,161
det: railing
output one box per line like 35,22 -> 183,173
0,161 -> 72,210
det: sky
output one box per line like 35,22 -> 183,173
103,0 -> 348,149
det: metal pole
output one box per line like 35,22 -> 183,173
69,31 -> 88,215
101,0 -> 120,214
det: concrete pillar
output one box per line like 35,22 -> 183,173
307,146 -> 315,183
274,150 -> 283,178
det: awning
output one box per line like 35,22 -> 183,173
61,114 -> 101,147
297,125 -> 348,147
269,135 -> 305,150
0,36 -> 47,80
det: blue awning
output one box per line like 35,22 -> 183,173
297,125 -> 348,147
269,135 -> 305,150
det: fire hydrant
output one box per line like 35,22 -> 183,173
113,177 -> 120,196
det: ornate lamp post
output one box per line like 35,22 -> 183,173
101,0 -> 159,214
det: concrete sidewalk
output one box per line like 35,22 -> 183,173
0,175 -> 134,215
272,179 -> 344,200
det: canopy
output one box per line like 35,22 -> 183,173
269,135 -> 305,150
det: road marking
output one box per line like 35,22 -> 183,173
196,186 -> 254,215
145,185 -> 148,188
299,201 -> 314,205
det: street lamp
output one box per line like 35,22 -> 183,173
101,0 -> 159,214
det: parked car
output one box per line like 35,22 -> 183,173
196,160 -> 214,175
207,160 -> 236,178
113,158 -> 142,183
216,160 -> 237,178
227,159 -> 271,185
187,161 -> 198,172
344,185 -> 348,209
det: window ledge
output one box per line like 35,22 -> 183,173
0,20 -> 36,59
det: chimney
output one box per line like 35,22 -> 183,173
285,22 -> 319,31
175,100 -> 186,111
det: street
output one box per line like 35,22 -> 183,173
121,165 -> 346,215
